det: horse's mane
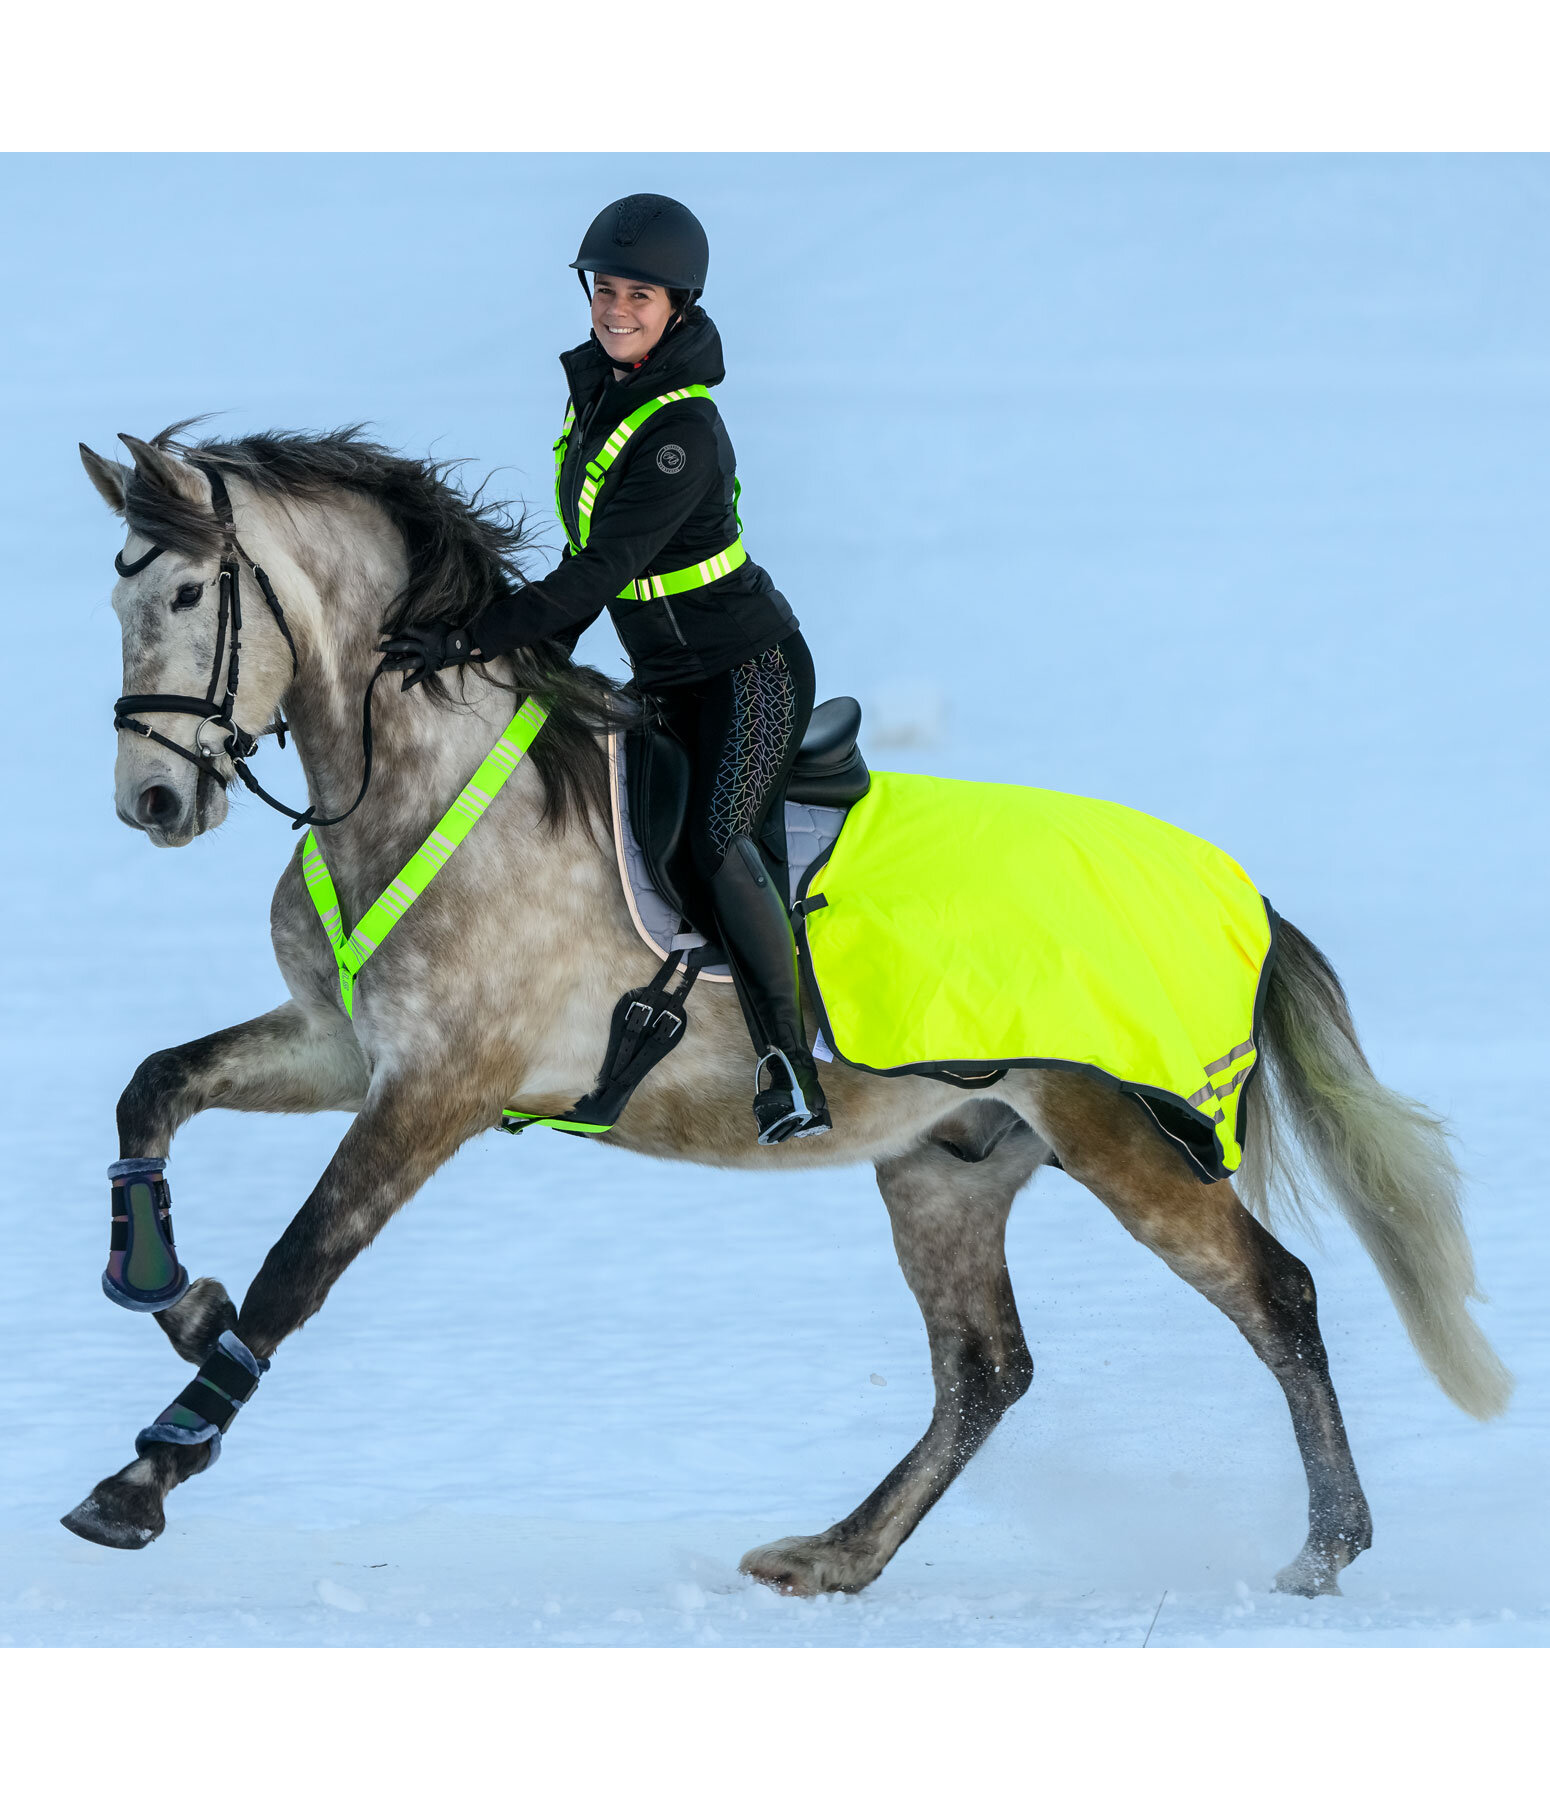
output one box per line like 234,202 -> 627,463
125,421 -> 627,835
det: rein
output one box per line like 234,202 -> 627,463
112,461 -> 382,831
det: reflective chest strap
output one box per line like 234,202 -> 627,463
300,697 -> 548,1017
552,385 -> 746,601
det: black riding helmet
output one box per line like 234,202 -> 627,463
571,193 -> 709,301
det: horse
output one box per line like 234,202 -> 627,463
65,424 -> 1512,1600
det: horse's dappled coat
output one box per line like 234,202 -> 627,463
67,426 -> 1511,1600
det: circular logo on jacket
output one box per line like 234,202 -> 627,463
656,443 -> 687,475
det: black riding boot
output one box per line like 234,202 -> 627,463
708,833 -> 831,1144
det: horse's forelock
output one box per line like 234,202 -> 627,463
122,472 -> 224,560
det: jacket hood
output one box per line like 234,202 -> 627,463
560,308 -> 726,421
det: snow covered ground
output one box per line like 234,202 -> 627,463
2,154 -> 1547,1647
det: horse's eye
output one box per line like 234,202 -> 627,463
172,584 -> 203,610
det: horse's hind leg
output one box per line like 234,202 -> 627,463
63,1057 -> 496,1551
1024,1069 -> 1372,1596
113,1002 -> 368,1364
742,1100 -> 1047,1597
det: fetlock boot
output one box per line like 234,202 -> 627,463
708,833 -> 831,1145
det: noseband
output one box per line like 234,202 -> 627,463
112,462 -> 382,830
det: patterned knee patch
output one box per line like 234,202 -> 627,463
705,644 -> 799,864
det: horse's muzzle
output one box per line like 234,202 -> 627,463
117,775 -> 195,845
131,781 -> 185,831
116,766 -> 226,845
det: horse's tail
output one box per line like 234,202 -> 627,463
1237,917 -> 1512,1420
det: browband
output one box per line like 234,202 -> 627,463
115,543 -> 166,578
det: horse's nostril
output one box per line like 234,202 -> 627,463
136,784 -> 181,828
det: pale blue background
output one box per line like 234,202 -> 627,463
1,155 -> 1546,1645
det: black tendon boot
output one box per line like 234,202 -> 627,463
708,834 -> 832,1144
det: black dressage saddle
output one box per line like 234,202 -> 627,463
625,695 -> 871,934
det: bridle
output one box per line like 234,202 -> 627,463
112,461 -> 384,831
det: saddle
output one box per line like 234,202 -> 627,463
499,696 -> 871,1139
624,694 -> 872,942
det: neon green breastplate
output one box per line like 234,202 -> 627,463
301,697 -> 548,1017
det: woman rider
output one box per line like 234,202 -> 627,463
383,193 -> 830,1146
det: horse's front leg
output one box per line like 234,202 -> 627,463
65,1055 -> 501,1550
118,1000 -> 367,1158
107,1002 -> 369,1359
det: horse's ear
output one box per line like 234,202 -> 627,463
80,443 -> 130,514
117,433 -> 207,505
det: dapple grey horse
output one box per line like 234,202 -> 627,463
65,426 -> 1512,1598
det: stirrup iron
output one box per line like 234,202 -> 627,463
753,1048 -> 831,1145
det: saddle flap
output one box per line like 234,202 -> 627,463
624,721 -> 695,920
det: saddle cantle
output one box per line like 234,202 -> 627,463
788,697 -> 870,807
624,695 -> 871,935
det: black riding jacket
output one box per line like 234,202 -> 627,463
468,309 -> 797,689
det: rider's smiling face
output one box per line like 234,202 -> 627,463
591,274 -> 674,364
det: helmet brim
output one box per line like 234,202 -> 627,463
572,257 -> 663,283
571,256 -> 700,295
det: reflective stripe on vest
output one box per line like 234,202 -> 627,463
552,384 -> 745,603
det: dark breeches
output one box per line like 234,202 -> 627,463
652,629 -> 823,1135
656,630 -> 815,880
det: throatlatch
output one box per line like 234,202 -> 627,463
103,1157 -> 189,1313
135,1330 -> 269,1465
502,945 -> 710,1136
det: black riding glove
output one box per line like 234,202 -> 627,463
378,622 -> 480,691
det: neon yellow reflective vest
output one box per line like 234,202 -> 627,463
553,384 -> 747,602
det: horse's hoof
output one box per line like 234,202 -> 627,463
155,1276 -> 238,1365
740,1534 -> 878,1597
1272,1553 -> 1342,1598
60,1474 -> 166,1551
